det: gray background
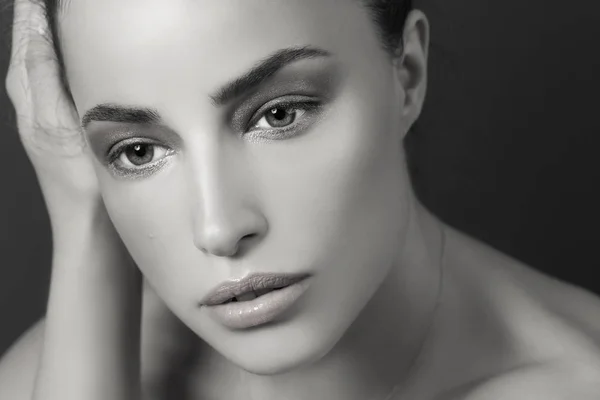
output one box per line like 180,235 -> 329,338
1,0 -> 599,356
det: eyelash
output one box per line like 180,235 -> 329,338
245,97 -> 322,141
106,97 -> 323,178
107,138 -> 175,179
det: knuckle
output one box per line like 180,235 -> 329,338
5,66 -> 23,107
5,47 -> 31,108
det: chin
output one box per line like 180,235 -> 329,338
231,347 -> 324,376
237,359 -> 305,376
217,324 -> 342,376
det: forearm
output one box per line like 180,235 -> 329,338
33,201 -> 142,400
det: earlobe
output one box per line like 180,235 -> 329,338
393,10 -> 430,123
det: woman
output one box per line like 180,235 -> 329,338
1,0 -> 600,399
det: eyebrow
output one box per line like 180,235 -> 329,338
81,104 -> 161,128
81,46 -> 330,127
209,46 -> 331,106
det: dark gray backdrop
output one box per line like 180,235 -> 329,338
2,0 -> 599,357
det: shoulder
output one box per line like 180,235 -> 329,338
451,361 -> 600,400
450,226 -> 600,351
439,229 -> 600,399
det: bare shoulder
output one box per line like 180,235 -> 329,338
468,362 -> 600,400
0,319 -> 44,399
441,361 -> 600,400
439,228 -> 600,399
451,226 -> 600,349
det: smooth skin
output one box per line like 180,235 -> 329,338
2,0 -> 600,399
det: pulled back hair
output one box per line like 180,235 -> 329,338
361,0 -> 414,54
41,0 -> 413,54
23,0 -> 420,177
6,0 -> 419,181
37,0 -> 413,99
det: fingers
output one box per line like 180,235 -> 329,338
6,0 -> 83,156
10,0 -> 50,59
6,0 -> 53,108
8,0 -> 65,105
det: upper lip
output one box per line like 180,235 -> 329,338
200,272 -> 310,306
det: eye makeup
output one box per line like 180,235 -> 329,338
228,58 -> 342,133
106,137 -> 176,180
84,122 -> 181,180
86,123 -> 181,160
83,57 -> 343,180
242,96 -> 323,143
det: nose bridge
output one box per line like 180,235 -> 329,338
194,137 -> 239,221
189,137 -> 266,257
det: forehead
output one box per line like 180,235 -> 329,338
58,0 -> 385,116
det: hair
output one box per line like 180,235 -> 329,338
36,0 -> 413,100
361,0 -> 414,54
41,0 -> 413,55
10,0 -> 420,177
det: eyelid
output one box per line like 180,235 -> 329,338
107,140 -> 175,180
246,95 -> 321,131
107,137 -> 166,163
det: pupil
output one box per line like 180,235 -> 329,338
266,107 -> 295,128
125,144 -> 154,166
134,145 -> 145,157
271,108 -> 286,120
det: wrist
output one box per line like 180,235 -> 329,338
49,198 -> 124,259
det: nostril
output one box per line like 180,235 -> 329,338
194,212 -> 268,257
241,232 -> 258,241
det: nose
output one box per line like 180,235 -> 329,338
195,204 -> 268,257
190,141 -> 268,258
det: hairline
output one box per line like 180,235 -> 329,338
42,0 -> 411,106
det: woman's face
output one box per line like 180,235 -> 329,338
59,0 -> 426,374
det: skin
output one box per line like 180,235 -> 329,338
63,0 -> 436,390
2,0 -> 600,399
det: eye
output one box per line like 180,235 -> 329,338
107,139 -> 174,178
245,96 -> 322,140
253,106 -> 308,130
117,143 -> 169,168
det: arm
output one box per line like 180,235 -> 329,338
32,202 -> 142,400
0,320 -> 44,400
6,1 -> 144,399
0,285 -> 194,400
0,214 -> 144,400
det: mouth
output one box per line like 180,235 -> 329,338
200,273 -> 311,329
200,273 -> 310,306
221,286 -> 286,304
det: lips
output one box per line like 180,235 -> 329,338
200,273 -> 310,306
222,287 -> 280,303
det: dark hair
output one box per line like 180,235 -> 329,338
4,0 -> 421,189
38,0 -> 413,115
35,0 -> 420,180
32,0 -> 419,175
361,0 -> 413,54
42,0 -> 413,54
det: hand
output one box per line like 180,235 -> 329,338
6,0 -> 98,224
6,3 -> 143,399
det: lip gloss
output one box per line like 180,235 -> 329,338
204,278 -> 311,329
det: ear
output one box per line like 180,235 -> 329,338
392,10 -> 430,131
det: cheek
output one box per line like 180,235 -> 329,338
95,167 -> 205,303
249,79 -> 411,346
256,80 -> 409,264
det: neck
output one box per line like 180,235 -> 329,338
192,197 -> 449,400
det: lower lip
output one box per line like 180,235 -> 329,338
205,278 -> 311,330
